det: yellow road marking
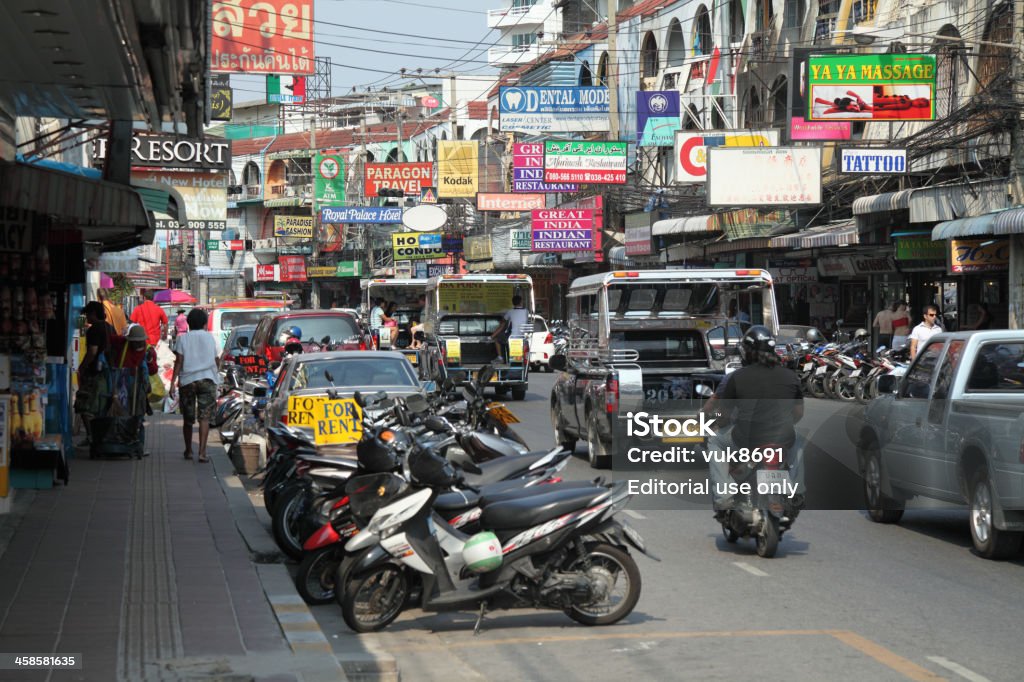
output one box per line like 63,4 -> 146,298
395,628 -> 947,681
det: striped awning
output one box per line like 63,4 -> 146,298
652,215 -> 716,236
932,206 -> 1024,239
706,237 -> 772,255
852,189 -> 915,215
799,222 -> 859,248
263,197 -> 306,208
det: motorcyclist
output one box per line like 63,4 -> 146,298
268,326 -> 304,388
701,325 -> 805,515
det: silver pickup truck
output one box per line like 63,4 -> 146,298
859,330 -> 1024,559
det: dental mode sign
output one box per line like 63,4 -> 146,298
498,86 -> 610,134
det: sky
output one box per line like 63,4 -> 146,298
231,0 -> 500,106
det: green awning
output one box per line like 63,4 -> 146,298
263,197 -> 305,208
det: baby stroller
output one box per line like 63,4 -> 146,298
90,351 -> 150,460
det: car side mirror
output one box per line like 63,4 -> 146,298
548,354 -> 567,371
876,374 -> 898,395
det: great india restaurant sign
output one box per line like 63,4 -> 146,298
531,209 -> 594,252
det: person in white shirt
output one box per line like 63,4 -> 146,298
909,304 -> 943,359
170,309 -> 221,463
491,295 -> 529,364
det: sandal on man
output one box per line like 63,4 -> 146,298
184,452 -> 193,460
197,455 -> 209,463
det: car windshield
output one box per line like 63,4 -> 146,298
609,329 -> 708,362
273,316 -> 360,345
436,316 -> 504,335
225,325 -> 256,349
221,310 -> 273,330
288,357 -> 418,391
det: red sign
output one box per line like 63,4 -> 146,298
211,1 -> 315,75
421,96 -> 440,108
255,264 -> 278,281
278,256 -> 307,282
364,163 -> 434,198
238,353 -> 268,375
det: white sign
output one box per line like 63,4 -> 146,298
674,129 -> 779,184
498,86 -> 610,134
401,205 -> 448,232
509,229 -> 531,250
839,148 -> 907,174
707,147 -> 822,206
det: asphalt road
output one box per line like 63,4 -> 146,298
310,372 -> 1024,681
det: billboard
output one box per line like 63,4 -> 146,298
211,0 -> 315,75
512,143 -> 578,193
807,54 -> 937,121
477,193 -> 546,212
636,91 -> 681,146
364,162 -> 433,197
132,170 -> 228,230
320,206 -> 402,223
267,75 -> 306,104
210,75 -> 233,122
498,86 -> 610,133
95,133 -> 231,171
255,264 -> 279,281
278,255 -> 307,282
543,141 -> 627,185
838,148 -> 907,175
531,209 -> 595,252
674,129 -> 779,183
392,232 -> 446,260
437,141 -> 478,198
706,147 -> 822,206
314,152 -> 345,205
789,47 -> 852,141
274,215 -> 315,238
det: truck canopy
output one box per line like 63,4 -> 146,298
424,274 -> 534,334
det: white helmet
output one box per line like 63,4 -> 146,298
854,328 -> 869,339
462,531 -> 503,573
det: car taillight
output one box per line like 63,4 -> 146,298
1019,440 -> 1024,464
358,340 -> 367,350
331,495 -> 350,510
224,353 -> 235,363
605,378 -> 619,414
280,414 -> 288,425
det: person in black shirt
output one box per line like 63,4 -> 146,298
702,325 -> 804,511
74,301 -> 117,446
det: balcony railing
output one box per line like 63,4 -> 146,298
487,4 -> 548,29
488,43 -> 545,65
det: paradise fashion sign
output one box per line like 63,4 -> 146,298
320,206 -> 402,223
543,141 -> 627,185
838,148 -> 907,174
706,147 -> 822,206
211,0 -> 315,75
498,86 -> 610,134
364,162 -> 433,197
531,209 -> 594,252
274,215 -> 315,238
512,143 -> 577,193
807,54 -> 937,122
437,141 -> 478,198
674,129 -> 779,183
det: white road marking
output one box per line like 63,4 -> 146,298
623,510 -> 646,520
732,561 -> 770,577
926,656 -> 992,682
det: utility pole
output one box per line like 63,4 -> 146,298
607,0 -> 619,141
309,116 -> 320,308
1010,0 -> 1024,328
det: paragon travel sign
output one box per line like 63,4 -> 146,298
807,54 -> 936,121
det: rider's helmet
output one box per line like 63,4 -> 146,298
854,328 -> 869,340
463,531 -> 504,573
805,327 -> 823,344
277,325 -> 302,345
739,325 -> 776,365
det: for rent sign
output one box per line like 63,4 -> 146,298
364,163 -> 433,197
531,209 -> 594,252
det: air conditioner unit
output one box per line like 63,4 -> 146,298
284,186 -> 297,197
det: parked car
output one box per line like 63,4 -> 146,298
220,324 -> 257,365
249,310 -> 366,366
529,315 -> 555,372
858,331 -> 1024,559
776,325 -> 825,369
203,299 -> 291,352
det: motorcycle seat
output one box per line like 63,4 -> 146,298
435,489 -> 480,511
480,487 -> 610,530
462,453 -> 553,487
295,454 -> 359,470
436,479 -> 596,512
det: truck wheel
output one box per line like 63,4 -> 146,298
550,401 -> 577,454
862,448 -> 904,524
511,386 -> 527,401
969,469 -> 1023,559
586,414 -> 612,469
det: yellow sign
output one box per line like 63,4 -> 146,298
392,232 -> 446,260
438,282 -> 515,314
949,238 -> 1009,274
274,215 -> 315,239
444,338 -> 461,363
307,266 -> 337,278
509,337 -> 524,361
287,396 -> 363,445
437,140 -> 478,198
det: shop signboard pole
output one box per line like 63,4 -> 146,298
0,395 -> 9,508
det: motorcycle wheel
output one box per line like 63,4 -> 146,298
564,543 -> 642,626
342,565 -> 409,633
854,378 -> 869,404
721,524 -> 738,544
272,484 -> 311,560
822,371 -> 839,399
756,515 -> 780,558
835,375 -> 857,402
296,545 -> 345,605
807,374 -> 826,400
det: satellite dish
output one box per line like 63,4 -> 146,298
402,205 -> 447,232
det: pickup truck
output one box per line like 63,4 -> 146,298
550,269 -> 778,468
858,330 -> 1024,559
360,278 -> 428,370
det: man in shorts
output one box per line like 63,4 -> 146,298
171,309 -> 221,462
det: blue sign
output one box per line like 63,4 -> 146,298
320,206 -> 403,224
417,233 -> 441,248
636,91 -> 681,146
498,86 -> 610,134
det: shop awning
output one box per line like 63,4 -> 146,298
706,237 -> 772,255
652,214 -> 716,236
932,206 -> 1024,239
608,246 -> 641,267
799,222 -> 859,248
263,197 -> 306,208
523,253 -> 562,268
852,189 -> 915,215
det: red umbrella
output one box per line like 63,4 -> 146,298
153,289 -> 197,304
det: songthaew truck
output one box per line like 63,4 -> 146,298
360,278 -> 428,367
421,273 -> 534,400
549,269 -> 779,468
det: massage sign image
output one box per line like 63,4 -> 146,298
807,54 -> 937,121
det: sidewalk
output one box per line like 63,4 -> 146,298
0,414 -> 359,682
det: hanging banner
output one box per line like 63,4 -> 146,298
512,143 -> 578,193
364,162 -> 433,197
674,129 -> 779,183
807,54 -> 937,121
706,147 -> 822,206
211,0 -> 315,75
314,152 -> 345,205
278,255 -> 307,281
274,215 -> 315,238
391,232 -> 446,260
531,209 -> 595,252
789,47 -> 852,141
498,86 -> 610,133
437,141 -> 478,198
636,91 -> 681,146
210,75 -> 233,122
543,141 -> 627,185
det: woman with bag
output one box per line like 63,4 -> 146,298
107,324 -> 159,457
74,301 -> 117,447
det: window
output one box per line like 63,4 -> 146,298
626,289 -> 657,311
641,32 -> 659,79
692,5 -> 712,56
966,343 -> 1024,392
784,0 -> 806,29
512,0 -> 536,8
511,32 -> 537,51
667,19 -> 686,67
290,357 -> 417,391
609,330 -> 707,363
932,340 -> 965,399
900,342 -> 943,398
273,316 -> 360,346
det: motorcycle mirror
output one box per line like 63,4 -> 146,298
353,390 -> 363,407
321,335 -> 331,346
876,374 -> 899,395
423,415 -> 452,433
450,371 -> 468,384
284,341 -> 303,355
324,370 -> 335,384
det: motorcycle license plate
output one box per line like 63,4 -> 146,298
802,362 -> 813,371
486,402 -> 520,425
850,369 -> 861,378
815,365 -> 827,375
404,353 -> 418,364
756,470 -> 790,489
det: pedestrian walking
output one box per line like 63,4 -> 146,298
872,302 -> 896,350
130,289 -> 168,347
170,309 -> 220,463
98,288 -> 129,335
890,303 -> 911,350
909,304 -> 943,359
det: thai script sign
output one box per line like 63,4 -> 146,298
274,215 -> 315,238
95,133 -> 231,171
437,141 -> 478,198
636,91 -> 681,146
255,264 -> 279,281
392,232 -> 446,260
807,54 -> 936,121
498,86 -> 610,133
211,0 -> 315,75
364,162 -> 433,197
674,129 -> 778,183
531,209 -> 595,252
512,143 -> 578,193
706,148 -> 822,206
543,140 -> 627,185
320,206 -> 402,223
838,148 -> 907,174
477,193 -> 546,212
